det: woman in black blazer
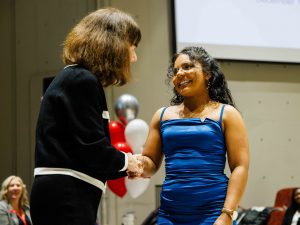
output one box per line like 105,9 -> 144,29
30,7 -> 142,225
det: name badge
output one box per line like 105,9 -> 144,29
102,111 -> 110,120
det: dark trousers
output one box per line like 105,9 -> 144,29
30,175 -> 102,225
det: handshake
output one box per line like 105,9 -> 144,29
126,153 -> 145,179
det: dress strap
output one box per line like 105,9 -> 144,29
219,104 -> 226,125
160,107 -> 168,124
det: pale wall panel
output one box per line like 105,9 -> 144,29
229,81 -> 300,208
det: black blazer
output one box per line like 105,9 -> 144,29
35,65 -> 126,184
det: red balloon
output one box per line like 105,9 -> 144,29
107,178 -> 127,198
113,142 -> 132,154
107,142 -> 132,198
109,121 -> 126,144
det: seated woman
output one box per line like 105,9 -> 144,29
282,188 -> 300,225
0,175 -> 32,225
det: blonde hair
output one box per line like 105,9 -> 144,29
0,175 -> 29,208
63,7 -> 141,87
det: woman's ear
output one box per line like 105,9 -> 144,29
205,73 -> 211,81
205,74 -> 211,90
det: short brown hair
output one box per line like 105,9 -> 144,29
63,8 -> 141,87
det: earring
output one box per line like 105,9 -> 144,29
206,81 -> 211,90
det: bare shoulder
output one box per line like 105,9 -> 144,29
153,106 -> 175,119
223,104 -> 245,124
156,107 -> 167,114
224,104 -> 241,115
153,107 -> 167,117
150,107 -> 168,124
160,105 -> 181,120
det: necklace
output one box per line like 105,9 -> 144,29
179,101 -> 219,119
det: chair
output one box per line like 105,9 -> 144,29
267,187 -> 297,225
140,207 -> 159,225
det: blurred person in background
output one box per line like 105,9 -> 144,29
282,188 -> 300,225
0,175 -> 32,225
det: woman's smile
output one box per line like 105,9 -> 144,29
178,79 -> 192,88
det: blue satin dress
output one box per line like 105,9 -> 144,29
158,105 -> 233,225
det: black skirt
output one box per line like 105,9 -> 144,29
30,174 -> 102,225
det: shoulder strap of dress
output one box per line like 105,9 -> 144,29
160,107 -> 168,124
219,104 -> 226,125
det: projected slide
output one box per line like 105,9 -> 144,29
174,0 -> 300,63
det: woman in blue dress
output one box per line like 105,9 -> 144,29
135,46 -> 249,225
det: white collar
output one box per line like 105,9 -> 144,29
64,64 -> 78,69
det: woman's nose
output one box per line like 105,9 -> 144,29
176,68 -> 185,77
130,50 -> 137,63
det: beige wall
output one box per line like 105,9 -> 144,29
1,0 -> 300,225
1,0 -> 16,181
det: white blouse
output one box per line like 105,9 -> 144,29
291,211 -> 300,225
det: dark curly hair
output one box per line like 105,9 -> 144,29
167,46 -> 235,107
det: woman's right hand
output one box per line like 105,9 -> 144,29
126,153 -> 144,179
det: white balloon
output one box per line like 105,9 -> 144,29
125,177 -> 150,199
125,119 -> 149,154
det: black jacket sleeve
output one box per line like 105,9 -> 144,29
60,69 -> 126,176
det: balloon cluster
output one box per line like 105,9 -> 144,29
107,94 -> 150,199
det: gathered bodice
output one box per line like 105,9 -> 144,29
161,117 -> 227,178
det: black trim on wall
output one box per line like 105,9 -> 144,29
169,0 -> 176,56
